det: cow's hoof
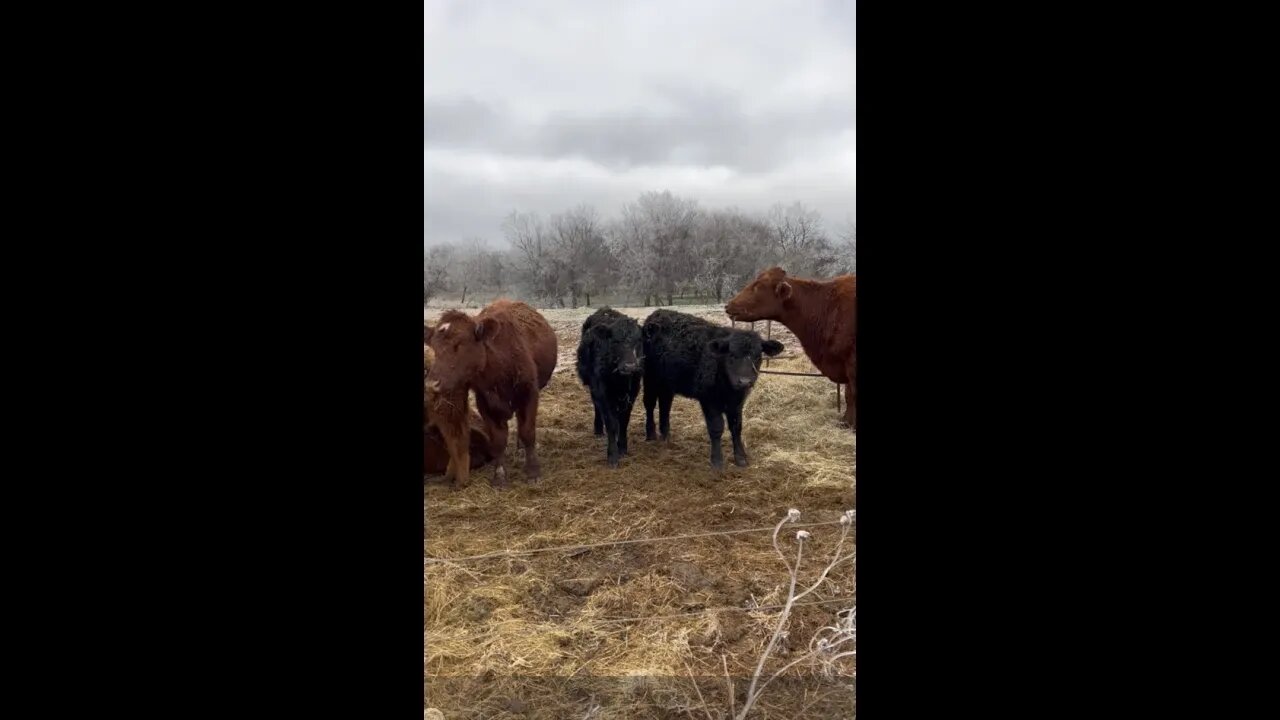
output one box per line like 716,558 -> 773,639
733,455 -> 750,467
491,466 -> 509,487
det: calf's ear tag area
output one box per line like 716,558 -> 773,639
775,281 -> 793,300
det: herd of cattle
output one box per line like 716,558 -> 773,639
424,267 -> 857,489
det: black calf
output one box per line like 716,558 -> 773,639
640,309 -> 784,469
576,307 -> 644,467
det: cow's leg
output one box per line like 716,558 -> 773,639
484,412 -> 510,487
658,392 -> 674,441
700,400 -> 725,470
601,393 -> 621,468
618,382 -> 638,456
844,354 -> 856,431
644,382 -> 658,441
516,392 -> 541,481
592,395 -> 608,444
727,402 -> 749,466
440,420 -> 470,491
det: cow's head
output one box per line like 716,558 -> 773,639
725,267 -> 793,322
425,310 -> 489,393
707,330 -> 785,391
591,318 -> 644,375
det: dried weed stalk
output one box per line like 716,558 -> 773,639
732,508 -> 855,720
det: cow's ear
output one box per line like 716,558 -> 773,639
592,324 -> 612,340
474,320 -> 486,340
775,281 -> 792,300
709,338 -> 730,355
762,339 -> 784,356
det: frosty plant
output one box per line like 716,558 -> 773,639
734,508 -> 856,720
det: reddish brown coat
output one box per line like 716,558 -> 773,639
425,300 -> 557,487
424,427 -> 491,475
725,267 -> 856,429
424,343 -> 492,479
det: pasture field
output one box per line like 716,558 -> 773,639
425,304 -> 856,719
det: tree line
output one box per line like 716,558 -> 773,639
424,190 -> 855,309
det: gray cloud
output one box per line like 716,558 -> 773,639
425,0 -> 856,245
425,91 -> 854,173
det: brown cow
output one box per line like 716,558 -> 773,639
425,300 -> 557,487
725,267 -> 856,430
424,342 -> 493,480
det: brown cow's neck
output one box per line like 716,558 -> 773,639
777,277 -> 838,368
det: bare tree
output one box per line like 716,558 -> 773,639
503,211 -> 561,304
618,191 -> 700,306
610,207 -> 651,305
832,218 -> 856,275
692,209 -> 743,302
549,205 -> 612,308
457,238 -> 492,305
438,196 -> 850,309
767,201 -> 836,277
485,250 -> 507,294
423,243 -> 457,306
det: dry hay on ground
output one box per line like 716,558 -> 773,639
425,304 -> 855,719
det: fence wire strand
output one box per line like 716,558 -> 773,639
425,519 -> 849,565
588,596 -> 856,624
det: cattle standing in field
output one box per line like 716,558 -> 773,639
576,307 -> 644,468
641,309 -> 784,469
725,267 -> 856,430
425,300 -> 557,487
424,342 -> 493,478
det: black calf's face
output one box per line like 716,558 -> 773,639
709,335 -> 785,389
592,322 -> 644,375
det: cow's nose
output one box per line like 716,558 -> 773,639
621,362 -> 638,373
737,376 -> 755,388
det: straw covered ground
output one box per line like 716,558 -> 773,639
425,304 -> 856,719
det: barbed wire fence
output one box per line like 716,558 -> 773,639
425,509 -> 856,717
424,519 -> 846,565
425,513 -> 855,624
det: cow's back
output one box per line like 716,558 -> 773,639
787,274 -> 856,382
479,300 -> 557,390
831,274 -> 856,360
642,310 -> 717,397
835,274 -> 856,339
577,307 -> 622,387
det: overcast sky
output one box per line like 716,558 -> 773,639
424,0 -> 856,247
